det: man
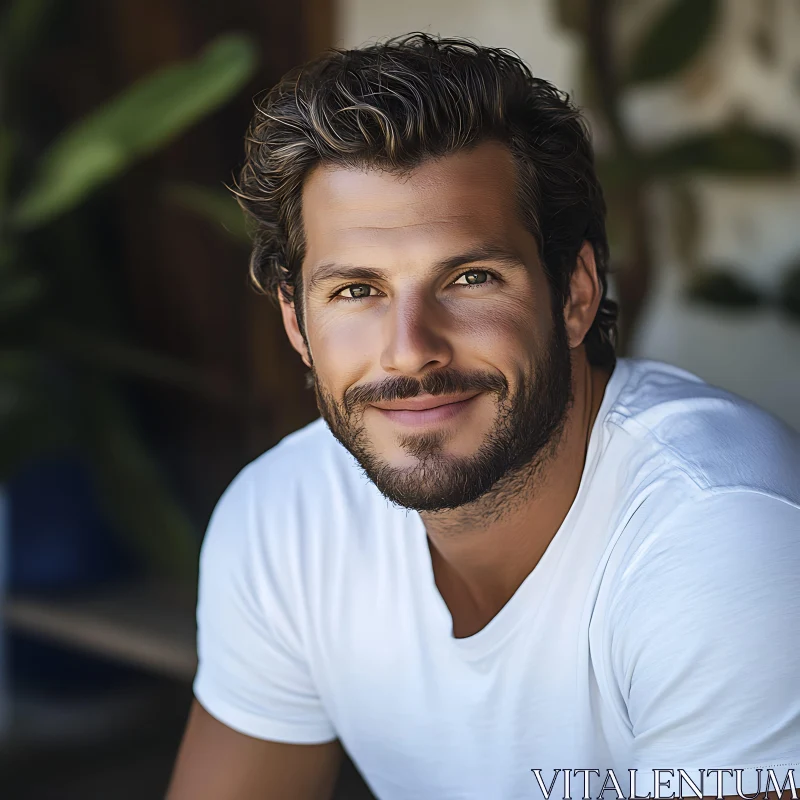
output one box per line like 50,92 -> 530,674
168,35 -> 800,800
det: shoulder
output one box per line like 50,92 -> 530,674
213,416 -> 385,530
610,488 -> 800,596
600,487 -> 800,686
234,416 -> 369,495
608,358 -> 800,503
200,417 -> 394,586
593,366 -> 800,663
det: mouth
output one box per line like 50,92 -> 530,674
370,392 -> 481,427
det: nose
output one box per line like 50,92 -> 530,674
379,294 -> 453,377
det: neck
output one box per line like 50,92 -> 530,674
420,355 -> 612,638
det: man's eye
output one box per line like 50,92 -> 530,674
453,270 -> 491,286
338,284 -> 374,300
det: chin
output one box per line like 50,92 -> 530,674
359,446 -> 506,512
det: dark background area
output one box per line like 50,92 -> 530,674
24,0 -> 326,524
0,0 -> 378,796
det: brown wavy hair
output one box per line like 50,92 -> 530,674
236,33 -> 618,369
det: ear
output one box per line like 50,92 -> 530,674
563,241 -> 602,350
278,289 -> 312,368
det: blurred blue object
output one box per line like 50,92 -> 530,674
7,453 -> 138,594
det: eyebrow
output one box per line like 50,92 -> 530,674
306,243 -> 527,295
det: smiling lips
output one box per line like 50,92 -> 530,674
370,393 -> 481,426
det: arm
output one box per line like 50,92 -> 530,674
166,700 -> 342,800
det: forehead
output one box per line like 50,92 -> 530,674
300,141 -> 530,273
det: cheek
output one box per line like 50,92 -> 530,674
447,294 -> 546,359
307,310 -> 375,388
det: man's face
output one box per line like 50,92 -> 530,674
292,141 -> 573,512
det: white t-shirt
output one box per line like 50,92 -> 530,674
193,358 -> 800,800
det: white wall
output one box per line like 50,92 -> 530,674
335,0 -> 800,430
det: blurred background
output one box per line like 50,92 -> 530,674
0,0 -> 798,797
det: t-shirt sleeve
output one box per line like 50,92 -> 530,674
609,490 -> 800,794
192,466 -> 337,744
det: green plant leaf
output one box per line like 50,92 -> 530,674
646,124 -> 796,177
11,33 -> 258,229
686,268 -> 764,310
165,182 -> 250,245
627,0 -> 718,86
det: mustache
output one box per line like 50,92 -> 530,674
343,369 -> 508,413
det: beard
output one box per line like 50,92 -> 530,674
312,309 -> 573,513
